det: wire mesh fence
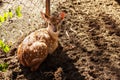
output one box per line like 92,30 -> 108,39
0,0 -> 66,47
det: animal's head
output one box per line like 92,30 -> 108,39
40,11 -> 65,32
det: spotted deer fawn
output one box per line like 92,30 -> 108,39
17,12 -> 65,71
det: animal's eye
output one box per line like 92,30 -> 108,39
49,23 -> 52,25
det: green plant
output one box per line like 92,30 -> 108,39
8,9 -> 13,18
3,12 -> 9,21
0,40 -> 10,53
0,15 -> 5,23
0,6 -> 22,27
0,63 -> 8,72
16,6 -> 22,17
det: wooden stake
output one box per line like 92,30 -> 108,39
46,0 -> 50,16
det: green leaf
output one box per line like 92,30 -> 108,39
0,15 -> 2,22
16,6 -> 22,17
8,11 -> 13,18
0,40 -> 4,48
0,63 -> 8,72
0,40 -> 10,53
18,12 -> 22,17
0,15 -> 5,22
3,45 -> 10,53
4,12 -> 8,21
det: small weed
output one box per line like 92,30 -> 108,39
8,9 -> 13,18
0,15 -> 5,23
0,63 -> 8,72
0,6 -> 22,27
15,6 -> 22,17
0,40 -> 10,53
3,12 -> 9,21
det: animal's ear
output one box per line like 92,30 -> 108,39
59,12 -> 66,20
40,11 -> 50,22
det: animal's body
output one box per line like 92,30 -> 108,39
17,12 -> 65,71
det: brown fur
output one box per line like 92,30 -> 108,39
17,12 -> 65,71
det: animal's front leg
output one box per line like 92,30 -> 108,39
30,58 -> 44,71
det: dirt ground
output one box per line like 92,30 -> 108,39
0,0 -> 120,80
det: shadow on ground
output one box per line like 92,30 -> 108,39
115,0 -> 120,5
18,44 -> 85,80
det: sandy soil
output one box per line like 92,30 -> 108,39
0,0 -> 120,80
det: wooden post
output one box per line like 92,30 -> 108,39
46,0 -> 50,16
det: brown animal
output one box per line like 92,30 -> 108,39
17,12 -> 65,71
